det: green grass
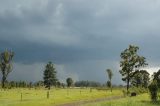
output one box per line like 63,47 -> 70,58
84,93 -> 160,106
0,88 -> 123,106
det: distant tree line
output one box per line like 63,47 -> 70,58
74,80 -> 101,87
0,81 -> 42,88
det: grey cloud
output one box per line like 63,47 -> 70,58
0,0 -> 160,84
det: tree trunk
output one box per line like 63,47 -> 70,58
111,86 -> 112,92
2,70 -> 6,88
48,84 -> 50,90
110,79 -> 112,92
47,91 -> 49,99
127,78 -> 129,94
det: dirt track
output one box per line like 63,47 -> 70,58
56,96 -> 124,106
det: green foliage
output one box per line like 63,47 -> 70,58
129,87 -> 148,94
66,77 -> 73,87
0,50 -> 14,88
119,45 -> 147,92
106,69 -> 113,82
75,80 -> 101,87
107,81 -> 111,88
43,61 -> 57,90
148,80 -> 158,102
152,70 -> 160,88
131,70 -> 150,88
106,69 -> 113,92
122,87 -> 148,97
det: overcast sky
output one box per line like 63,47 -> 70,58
0,0 -> 160,85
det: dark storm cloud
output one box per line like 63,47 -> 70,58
0,0 -> 160,84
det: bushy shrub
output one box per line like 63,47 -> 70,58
122,87 -> 148,97
148,80 -> 158,102
129,87 -> 148,94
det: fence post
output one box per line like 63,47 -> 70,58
90,88 -> 92,93
21,93 -> 22,101
67,89 -> 69,95
47,91 -> 49,99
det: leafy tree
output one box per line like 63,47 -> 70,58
66,78 -> 73,87
119,45 -> 147,92
131,70 -> 150,88
148,80 -> 158,102
131,70 -> 141,87
152,69 -> 160,88
106,69 -> 113,92
43,62 -> 57,90
0,50 -> 14,88
140,70 -> 150,88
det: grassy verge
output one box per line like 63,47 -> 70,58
84,93 -> 160,106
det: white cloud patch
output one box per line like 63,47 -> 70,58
56,64 -> 79,83
143,67 -> 160,75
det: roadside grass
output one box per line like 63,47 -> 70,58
0,88 -> 123,106
84,93 -> 160,106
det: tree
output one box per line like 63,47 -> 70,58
106,69 -> 113,92
152,69 -> 160,88
131,70 -> 141,87
43,62 -> 57,90
0,50 -> 14,88
148,80 -> 158,102
119,45 -> 147,92
140,70 -> 150,88
131,70 -> 150,88
66,78 -> 73,87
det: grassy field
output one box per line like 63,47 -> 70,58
0,88 -> 123,106
84,93 -> 160,106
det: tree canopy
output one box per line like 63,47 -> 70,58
106,69 -> 113,92
0,50 -> 14,88
66,77 -> 73,87
43,61 -> 57,90
119,45 -> 147,91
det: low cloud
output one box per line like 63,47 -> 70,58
0,0 -> 160,84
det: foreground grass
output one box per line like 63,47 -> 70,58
0,88 -> 122,106
84,93 -> 160,106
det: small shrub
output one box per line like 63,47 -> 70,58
148,80 -> 158,102
129,87 -> 148,95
